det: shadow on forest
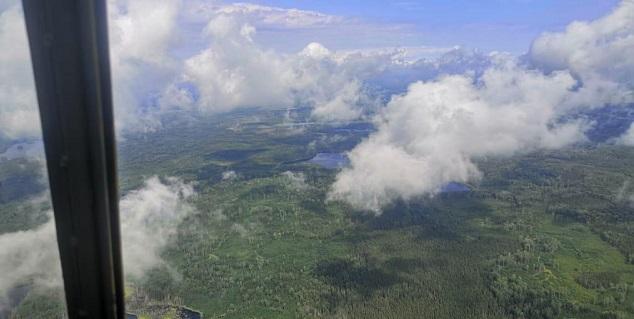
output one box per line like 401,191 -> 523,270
206,148 -> 267,161
382,256 -> 448,273
351,195 -> 493,242
300,198 -> 328,214
314,258 -> 400,298
331,192 -> 509,278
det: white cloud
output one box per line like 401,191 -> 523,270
529,0 -> 634,108
301,42 -> 332,58
0,212 -> 61,310
119,176 -> 195,279
0,0 -> 184,138
365,47 -> 495,93
5,0 -> 631,143
0,176 -> 195,306
109,0 -> 180,65
330,62 -> 587,212
108,0 -> 182,133
186,2 -> 344,29
0,0 -> 457,139
0,4 -> 40,139
617,122 -> 634,145
174,15 -> 295,113
166,17 -> 384,121
0,0 -> 517,144
310,81 -> 365,121
342,46 -> 456,63
328,0 -> 634,212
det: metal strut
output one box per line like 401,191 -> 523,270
21,0 -> 125,318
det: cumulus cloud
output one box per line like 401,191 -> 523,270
0,3 -> 40,139
119,1 -> 393,124
0,212 -> 61,310
368,47 -> 494,93
328,1 -> 634,212
173,15 -> 295,113
0,176 -> 195,306
119,176 -> 195,279
310,80 -> 366,121
104,0 -> 398,123
184,1 -> 344,29
0,0 -> 183,137
0,0 -> 457,140
529,0 -> 634,108
617,122 -> 634,145
167,17 -> 383,121
330,62 -> 587,212
108,0 -> 182,132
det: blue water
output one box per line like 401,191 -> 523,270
309,153 -> 350,169
440,182 -> 470,193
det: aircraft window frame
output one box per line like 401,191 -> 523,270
21,0 -> 125,318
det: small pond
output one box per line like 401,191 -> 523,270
440,182 -> 470,193
309,153 -> 350,169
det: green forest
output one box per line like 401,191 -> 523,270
2,108 -> 634,319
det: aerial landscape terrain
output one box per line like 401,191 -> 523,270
2,0 -> 634,318
3,107 -> 634,318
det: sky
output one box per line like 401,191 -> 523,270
1,0 -> 633,210
232,0 -> 621,53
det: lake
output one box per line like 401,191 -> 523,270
309,153 -> 350,169
440,182 -> 470,193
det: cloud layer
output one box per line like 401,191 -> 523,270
0,4 -> 40,139
119,176 -> 195,279
0,211 -> 61,311
184,1 -> 344,29
108,0 -> 399,130
529,0 -> 634,111
0,0 -> 451,138
167,29 -> 385,121
2,0 -> 634,215
330,62 -> 586,212
0,176 -> 195,307
330,1 -> 634,212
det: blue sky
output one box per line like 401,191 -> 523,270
233,0 -> 621,53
